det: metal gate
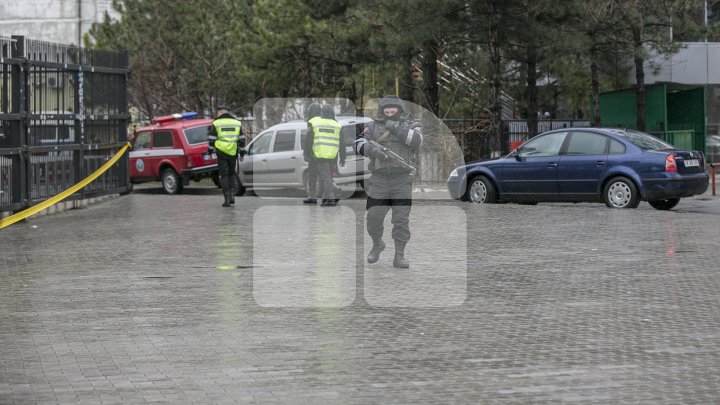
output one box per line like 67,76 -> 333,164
1,35 -> 129,215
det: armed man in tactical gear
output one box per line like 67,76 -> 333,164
208,106 -> 245,207
354,95 -> 423,268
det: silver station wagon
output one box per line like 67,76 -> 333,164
236,116 -> 372,196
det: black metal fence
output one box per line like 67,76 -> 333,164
443,118 -> 592,163
1,36 -> 129,215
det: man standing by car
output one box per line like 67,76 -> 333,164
304,104 -> 344,207
322,104 -> 346,203
208,106 -> 244,207
303,102 -> 322,204
354,95 -> 423,268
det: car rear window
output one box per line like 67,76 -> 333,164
617,130 -> 675,151
184,125 -> 211,145
565,131 -> 607,155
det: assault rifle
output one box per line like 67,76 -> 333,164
367,139 -> 417,176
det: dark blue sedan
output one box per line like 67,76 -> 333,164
447,128 -> 709,210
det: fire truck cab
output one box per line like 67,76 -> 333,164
129,112 -> 220,194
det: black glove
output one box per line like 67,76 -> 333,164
207,147 -> 214,155
367,145 -> 387,160
339,157 -> 346,166
365,144 -> 380,158
385,120 -> 401,134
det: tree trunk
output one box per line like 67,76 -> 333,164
421,39 -> 440,116
632,27 -> 646,131
590,36 -> 601,127
488,10 -> 503,155
399,52 -> 415,103
303,37 -> 311,97
525,44 -> 538,138
347,65 -> 357,108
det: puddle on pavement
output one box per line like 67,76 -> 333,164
216,265 -> 255,271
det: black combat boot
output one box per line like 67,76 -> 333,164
393,240 -> 409,268
321,199 -> 337,207
303,198 -> 317,204
367,239 -> 385,264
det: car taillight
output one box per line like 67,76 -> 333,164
665,154 -> 677,173
187,156 -> 194,168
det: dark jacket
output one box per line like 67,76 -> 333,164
354,118 -> 423,174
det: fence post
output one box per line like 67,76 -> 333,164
10,35 -> 28,211
74,69 -> 84,201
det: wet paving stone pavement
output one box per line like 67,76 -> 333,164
2,188 -> 720,403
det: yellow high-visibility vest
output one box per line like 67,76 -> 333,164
213,117 -> 242,156
310,117 -> 341,159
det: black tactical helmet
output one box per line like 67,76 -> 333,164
307,102 -> 321,120
378,95 -> 404,114
321,104 -> 335,119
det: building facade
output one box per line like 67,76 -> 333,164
0,0 -> 119,47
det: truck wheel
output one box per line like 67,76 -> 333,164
162,168 -> 183,194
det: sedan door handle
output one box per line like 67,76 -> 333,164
596,161 -> 607,166
290,156 -> 296,159
548,162 -> 557,168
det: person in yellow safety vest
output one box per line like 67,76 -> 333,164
303,102 -> 323,204
304,104 -> 345,206
208,106 -> 245,207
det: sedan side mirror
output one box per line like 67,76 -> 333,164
514,148 -> 523,161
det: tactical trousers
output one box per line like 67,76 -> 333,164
316,159 -> 336,200
217,151 -> 237,202
365,171 -> 413,243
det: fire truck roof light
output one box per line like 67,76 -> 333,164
151,111 -> 200,124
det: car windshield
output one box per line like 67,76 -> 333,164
184,125 -> 211,145
615,129 -> 675,151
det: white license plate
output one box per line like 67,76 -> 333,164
684,159 -> 699,167
203,153 -> 217,161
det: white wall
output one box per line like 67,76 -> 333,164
643,42 -> 720,85
0,0 -> 119,46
